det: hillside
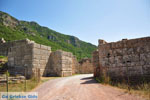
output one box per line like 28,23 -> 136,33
0,11 -> 97,60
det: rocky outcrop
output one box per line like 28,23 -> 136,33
0,11 -> 19,28
69,36 -> 80,47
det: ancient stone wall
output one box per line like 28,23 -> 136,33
92,50 -> 100,77
72,56 -> 79,75
30,42 -> 51,76
78,58 -> 93,74
49,50 -> 73,77
95,37 -> 150,83
0,41 -> 13,56
7,39 -> 33,77
0,38 -> 85,78
7,39 -> 51,78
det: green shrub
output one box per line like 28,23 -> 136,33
0,56 -> 5,59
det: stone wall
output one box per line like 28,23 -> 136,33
78,58 -> 93,74
72,56 -> 79,74
49,50 -> 73,77
0,39 -> 76,78
92,50 -> 100,77
0,38 -> 92,78
0,41 -> 13,56
30,42 -> 51,76
94,37 -> 150,83
7,39 -> 33,77
7,39 -> 51,78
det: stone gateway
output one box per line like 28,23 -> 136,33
93,37 -> 150,83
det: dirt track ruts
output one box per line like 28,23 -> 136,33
34,74 -> 145,100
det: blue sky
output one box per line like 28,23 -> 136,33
0,0 -> 150,45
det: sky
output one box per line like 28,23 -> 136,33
0,0 -> 150,45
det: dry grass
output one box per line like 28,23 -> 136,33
114,83 -> 150,99
0,76 -> 61,92
95,77 -> 150,99
0,78 -> 38,92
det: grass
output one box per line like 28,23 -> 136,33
95,77 -> 150,99
0,56 -> 6,59
0,76 -> 61,92
0,56 -> 7,69
116,83 -> 150,99
0,78 -> 38,92
0,56 -> 7,62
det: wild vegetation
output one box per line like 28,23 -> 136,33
0,77 -> 59,92
0,11 -> 97,60
0,56 -> 7,69
95,74 -> 150,99
0,78 -> 38,92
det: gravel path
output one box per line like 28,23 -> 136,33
34,74 -> 145,100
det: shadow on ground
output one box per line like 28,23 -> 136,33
81,76 -> 98,84
80,77 -> 93,80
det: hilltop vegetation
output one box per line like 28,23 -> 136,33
0,11 -> 97,60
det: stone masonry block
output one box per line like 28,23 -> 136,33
40,45 -> 48,50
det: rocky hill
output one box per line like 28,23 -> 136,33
0,11 -> 97,60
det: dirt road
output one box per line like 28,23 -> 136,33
34,74 -> 145,100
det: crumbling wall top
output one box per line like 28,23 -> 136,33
54,50 -> 73,57
98,39 -> 107,45
98,37 -> 150,49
